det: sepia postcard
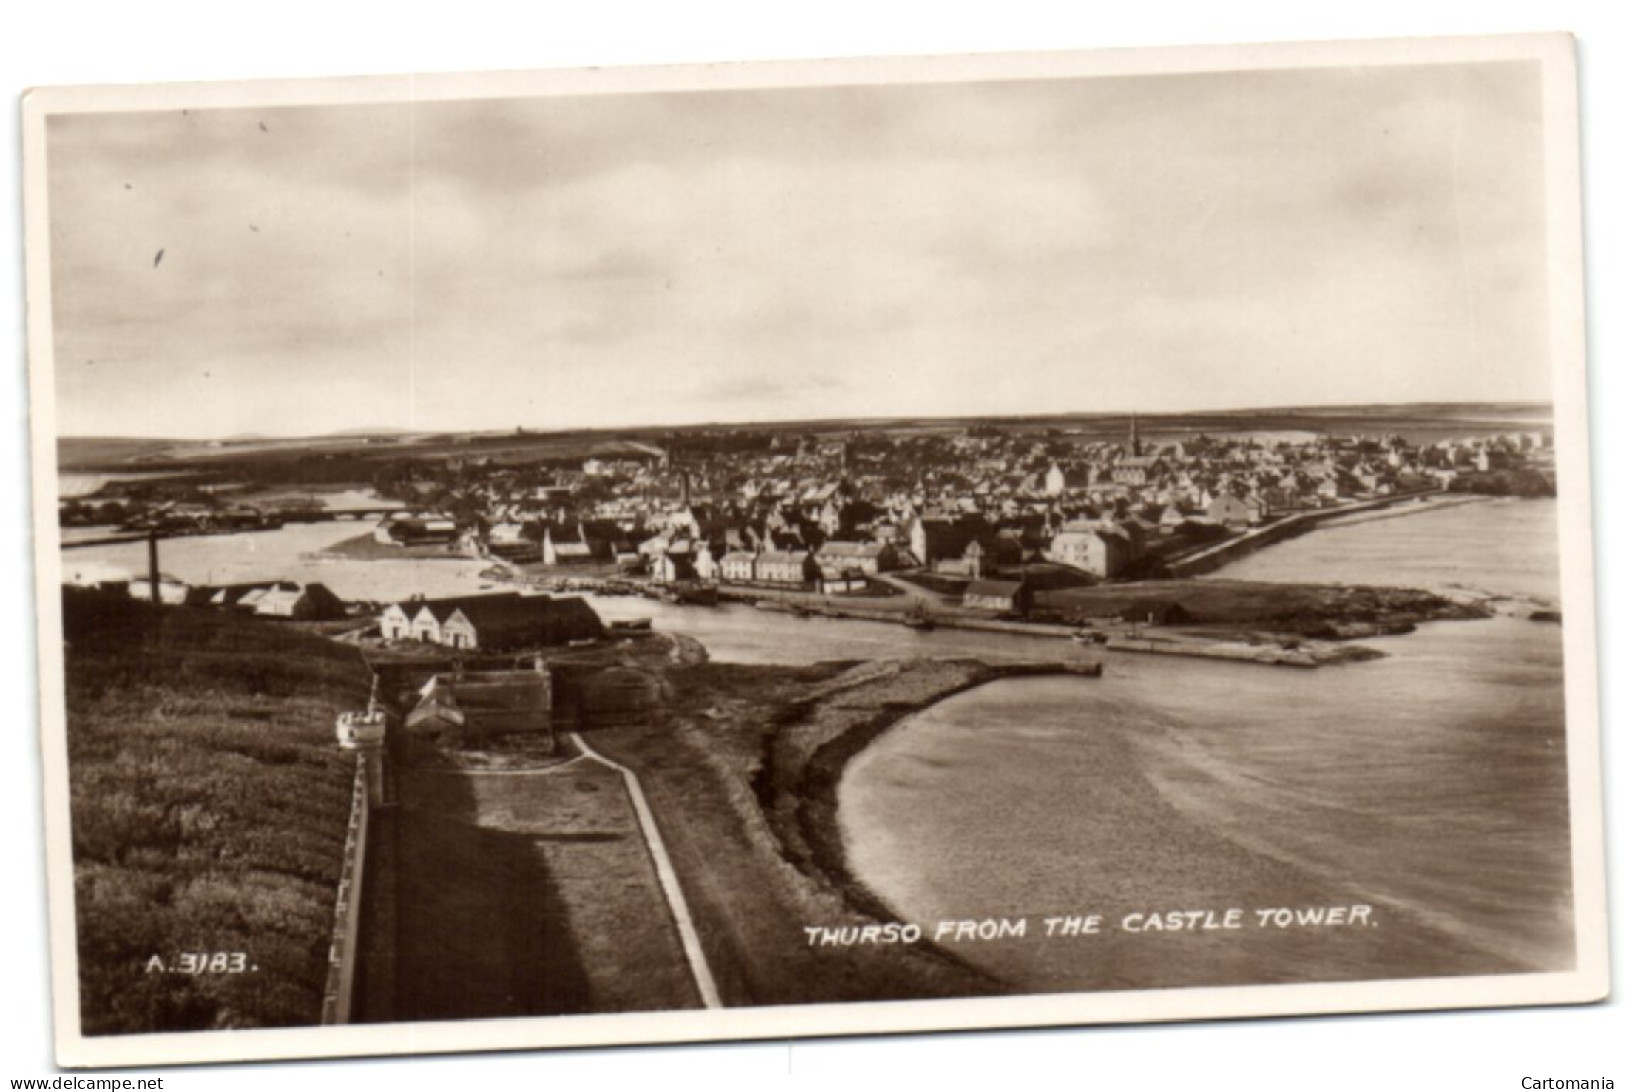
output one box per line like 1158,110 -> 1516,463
21,32 -> 1607,1068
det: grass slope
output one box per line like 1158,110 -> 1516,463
62,589 -> 370,1033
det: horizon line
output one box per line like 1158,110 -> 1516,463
55,398 -> 1557,445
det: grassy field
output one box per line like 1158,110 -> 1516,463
1035,578 -> 1482,635
61,589 -> 370,1033
587,656 -> 1038,1005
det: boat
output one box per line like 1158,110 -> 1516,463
903,611 -> 935,631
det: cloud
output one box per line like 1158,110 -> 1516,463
44,60 -> 1551,437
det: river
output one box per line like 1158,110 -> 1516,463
840,497 -> 1574,992
59,519 -> 1107,664
59,521 -> 499,602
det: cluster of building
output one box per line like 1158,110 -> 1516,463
117,572 -> 349,619
374,421 -> 1551,585
369,593 -> 655,756
377,591 -> 604,651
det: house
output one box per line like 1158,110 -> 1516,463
190,581 -> 273,609
379,600 -> 414,640
236,586 -> 274,612
380,592 -> 522,642
755,550 -> 818,586
936,536 -> 1007,578
638,530 -> 675,558
376,514 -> 459,547
1158,503 -> 1192,532
1045,526 -> 1131,578
962,578 -> 1032,616
719,550 -> 756,583
816,498 -> 844,537
815,540 -> 897,577
253,582 -> 346,620
651,553 -> 698,584
933,538 -> 992,579
436,595 -> 604,651
488,520 -> 527,547
1206,493 -> 1254,531
405,664 -> 553,750
128,572 -> 189,605
692,542 -> 719,581
908,516 -> 969,565
542,527 -> 596,566
1113,455 -> 1164,486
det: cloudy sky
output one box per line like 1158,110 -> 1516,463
45,59 -> 1550,438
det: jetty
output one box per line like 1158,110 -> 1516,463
1165,489 -> 1442,577
751,597 -> 1084,638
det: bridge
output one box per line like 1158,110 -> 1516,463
60,507 -> 404,550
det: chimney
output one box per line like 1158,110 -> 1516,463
147,530 -> 161,606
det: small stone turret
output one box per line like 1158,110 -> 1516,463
335,708 -> 387,750
336,680 -> 388,805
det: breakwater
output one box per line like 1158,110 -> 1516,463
749,597 -> 1085,639
749,599 -> 1365,667
59,532 -> 150,550
1166,489 -> 1442,577
1105,635 -> 1321,667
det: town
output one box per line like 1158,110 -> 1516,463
63,413 -> 1555,632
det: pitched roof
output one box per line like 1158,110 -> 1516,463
816,540 -> 886,558
402,591 -> 523,623
445,595 -> 604,646
756,550 -> 811,565
419,671 -> 550,713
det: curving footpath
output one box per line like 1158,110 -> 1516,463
569,731 -> 723,1009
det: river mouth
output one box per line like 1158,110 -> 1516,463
838,640 -> 1571,992
837,499 -> 1572,993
